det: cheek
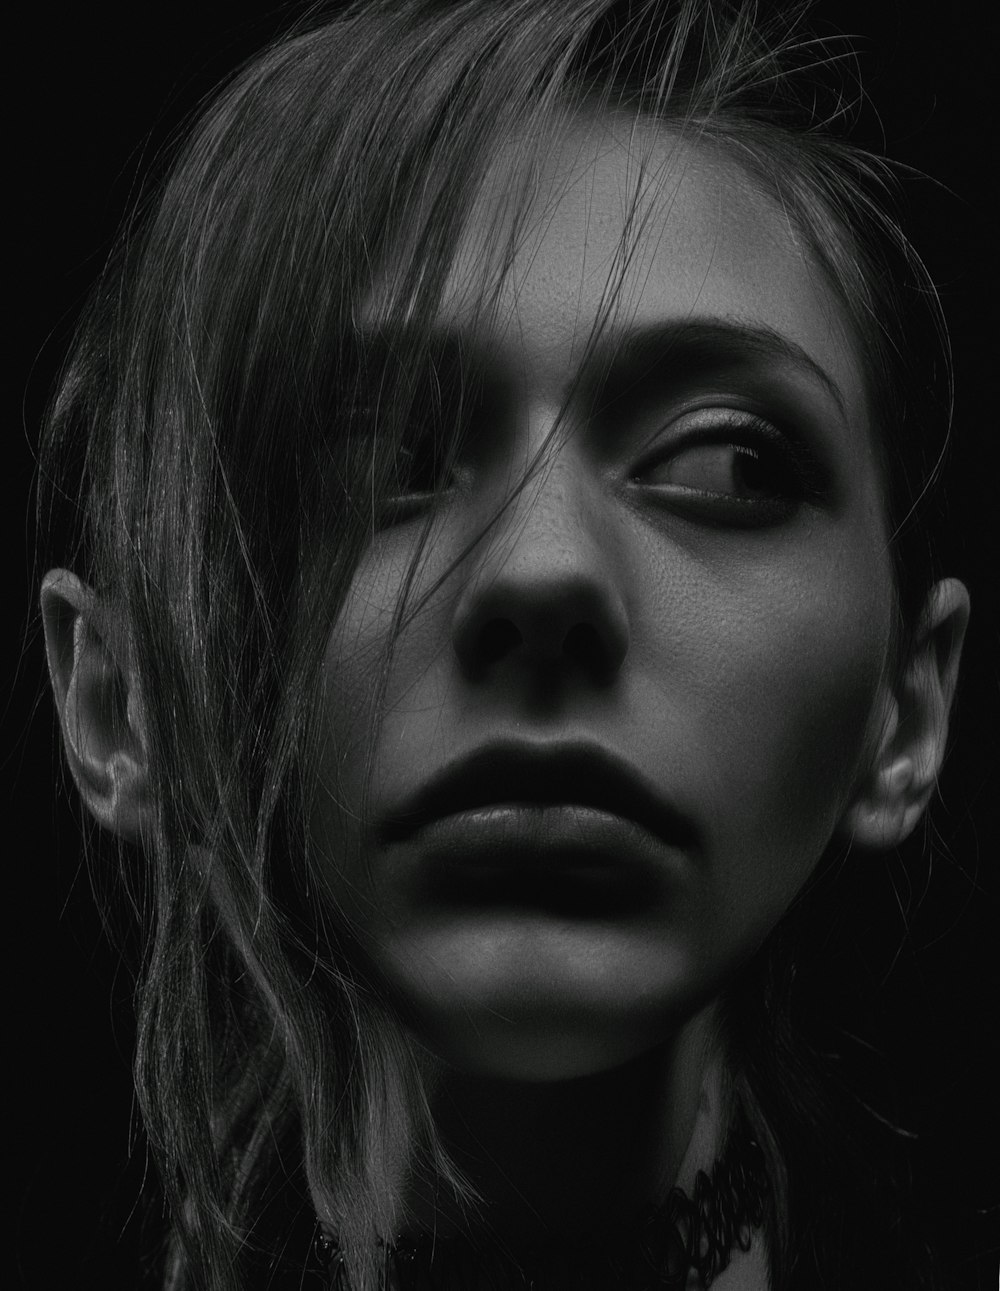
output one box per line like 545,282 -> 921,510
318,538 -> 425,750
310,538 -> 448,899
678,555 -> 892,937
309,551 -> 398,889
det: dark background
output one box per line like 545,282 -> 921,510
10,2 -> 998,1286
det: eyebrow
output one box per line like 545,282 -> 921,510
590,319 -> 849,420
352,316 -> 849,420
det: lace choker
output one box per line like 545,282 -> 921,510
312,1109 -> 768,1289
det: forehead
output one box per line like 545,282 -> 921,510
435,114 -> 866,424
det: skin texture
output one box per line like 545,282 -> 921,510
314,117 -> 896,1085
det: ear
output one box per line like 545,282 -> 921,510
40,569 -> 152,841
841,577 -> 970,850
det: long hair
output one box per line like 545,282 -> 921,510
37,2 -> 955,1287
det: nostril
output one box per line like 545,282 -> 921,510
452,573 -> 630,681
472,617 -> 616,676
479,618 -> 522,665
564,621 -> 612,677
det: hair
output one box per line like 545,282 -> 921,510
37,2 -> 958,1288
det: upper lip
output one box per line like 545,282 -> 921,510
379,739 -> 695,849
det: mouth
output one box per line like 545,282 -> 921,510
379,739 -> 696,854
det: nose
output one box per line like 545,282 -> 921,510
451,450 -> 630,685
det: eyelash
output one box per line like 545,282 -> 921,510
632,413 -> 824,526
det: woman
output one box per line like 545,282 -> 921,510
33,1 -> 983,1287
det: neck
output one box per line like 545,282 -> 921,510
404,1003 -> 725,1243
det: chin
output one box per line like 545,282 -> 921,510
362,901 -> 729,1086
378,936 -> 694,1084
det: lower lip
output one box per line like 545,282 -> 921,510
406,804 -> 675,908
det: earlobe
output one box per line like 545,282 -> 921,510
841,578 -> 970,851
40,569 -> 151,841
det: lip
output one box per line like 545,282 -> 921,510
378,739 -> 696,855
417,806 -> 676,915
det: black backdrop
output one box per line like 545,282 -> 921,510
10,3 -> 998,1286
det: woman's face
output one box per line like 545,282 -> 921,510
312,118 -> 894,1080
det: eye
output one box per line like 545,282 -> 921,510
646,439 -> 793,499
635,412 -> 820,526
377,413 -> 464,527
393,438 -> 447,496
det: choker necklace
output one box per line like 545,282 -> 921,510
312,1110 -> 768,1290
